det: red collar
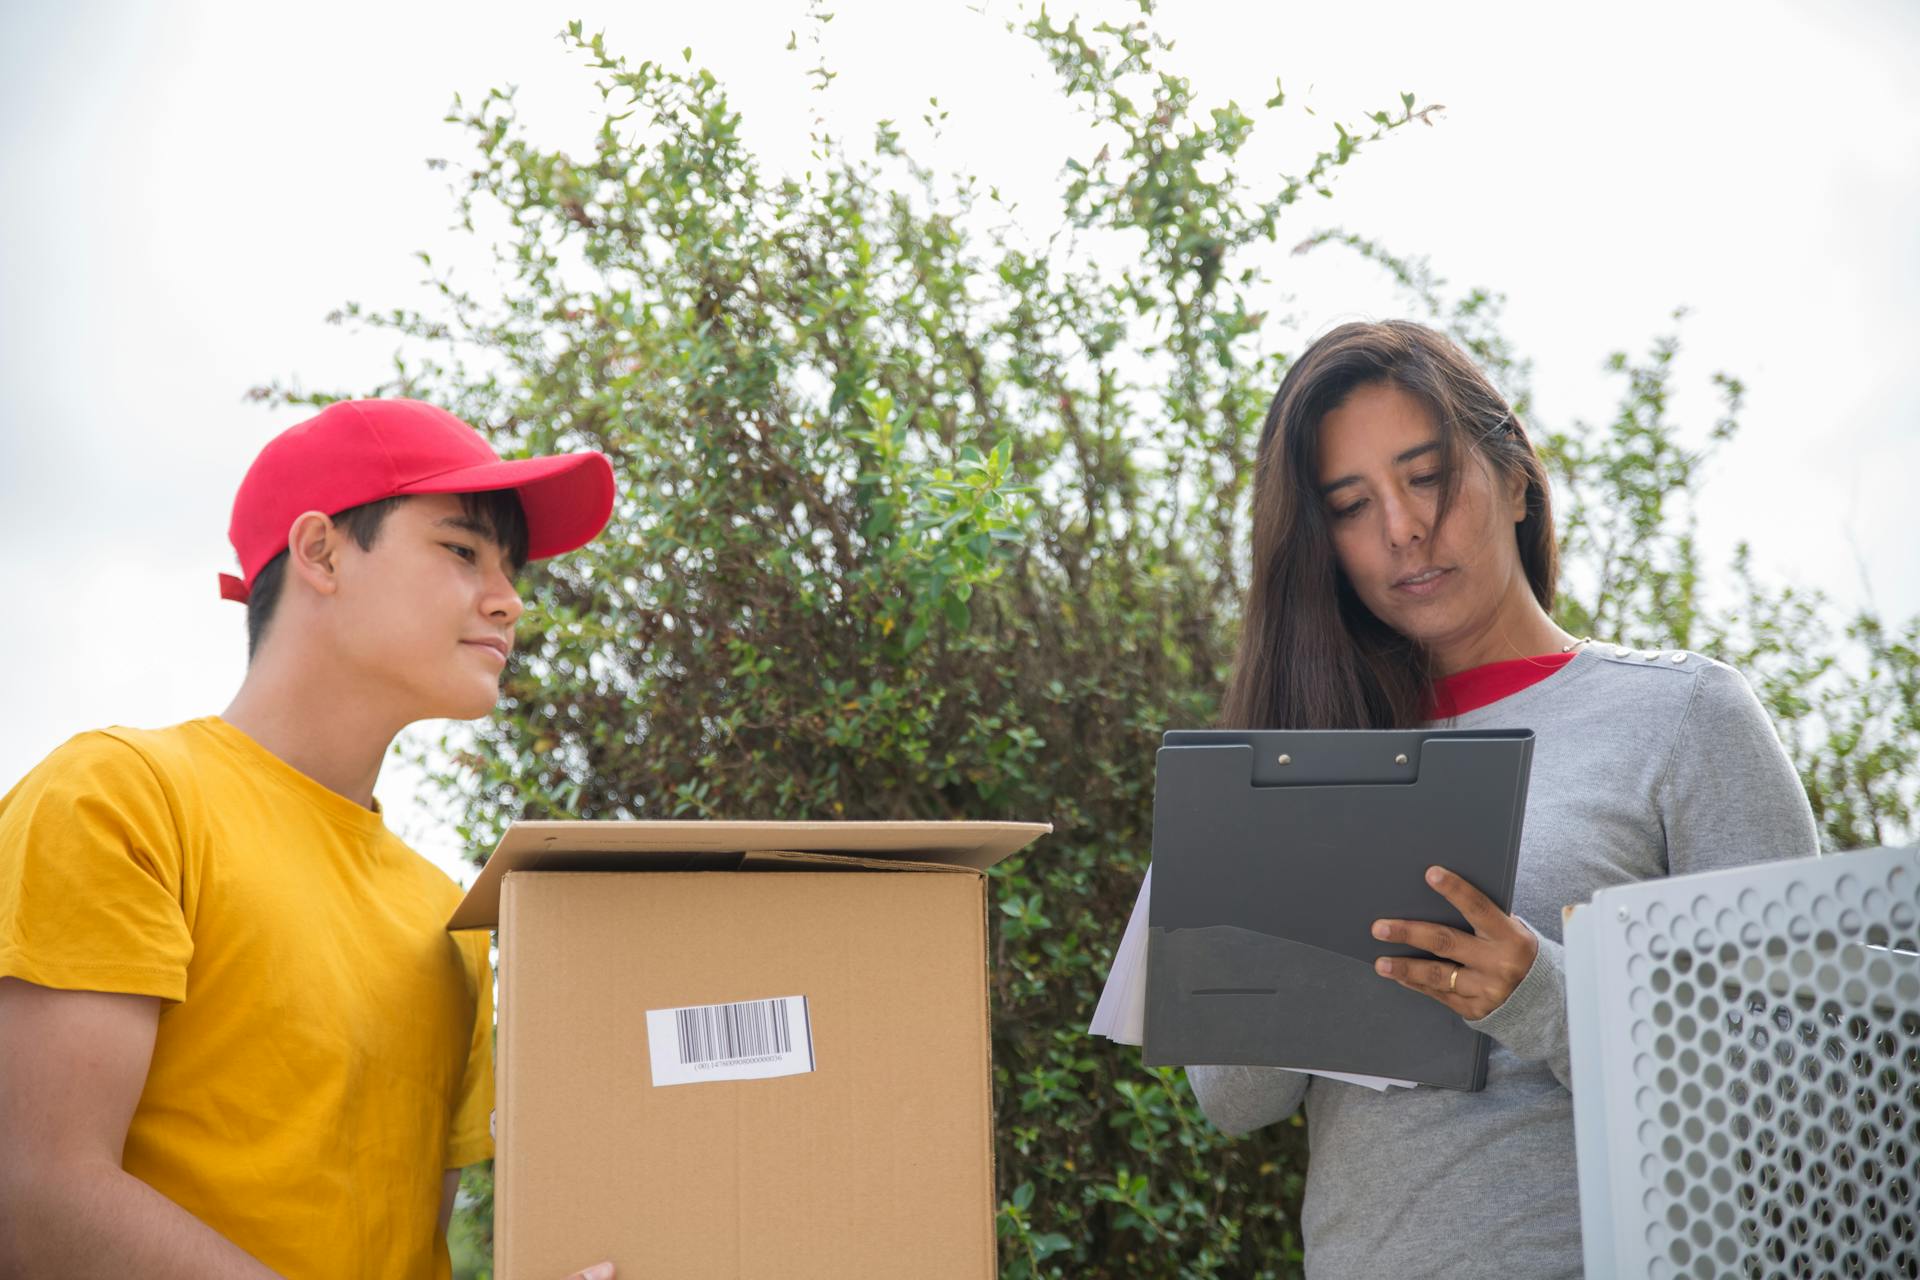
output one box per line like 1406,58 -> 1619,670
1425,652 -> 1575,719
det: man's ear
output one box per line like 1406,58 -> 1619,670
285,511 -> 343,597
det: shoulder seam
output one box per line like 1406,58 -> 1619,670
1589,647 -> 1712,677
90,728 -> 193,884
1653,664 -> 1713,812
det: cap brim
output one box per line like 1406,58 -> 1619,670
400,451 -> 615,562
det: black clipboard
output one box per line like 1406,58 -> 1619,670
1143,727 -> 1535,1091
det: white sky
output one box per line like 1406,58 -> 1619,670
3,0 -> 1915,883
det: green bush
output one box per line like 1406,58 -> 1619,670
267,6 -> 1914,1274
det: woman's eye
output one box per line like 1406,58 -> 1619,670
1332,500 -> 1367,521
1411,472 -> 1440,487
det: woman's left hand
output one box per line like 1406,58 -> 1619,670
1371,865 -> 1539,1021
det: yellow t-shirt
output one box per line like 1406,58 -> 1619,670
0,717 -> 493,1278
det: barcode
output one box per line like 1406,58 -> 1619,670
674,998 -> 794,1065
647,994 -> 813,1086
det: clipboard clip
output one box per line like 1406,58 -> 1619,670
1245,737 -> 1422,787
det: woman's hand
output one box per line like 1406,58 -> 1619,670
1371,865 -> 1539,1021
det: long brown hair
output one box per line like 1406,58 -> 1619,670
1219,320 -> 1558,730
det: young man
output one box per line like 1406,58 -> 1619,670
0,400 -> 616,1279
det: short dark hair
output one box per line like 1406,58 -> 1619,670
245,490 -> 531,660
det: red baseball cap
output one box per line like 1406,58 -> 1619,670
220,398 -> 615,602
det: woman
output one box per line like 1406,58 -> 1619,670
1186,320 -> 1818,1278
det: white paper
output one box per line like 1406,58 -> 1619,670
1088,867 -> 1154,1043
1296,1068 -> 1417,1092
1089,867 -> 1415,1091
646,994 -> 815,1087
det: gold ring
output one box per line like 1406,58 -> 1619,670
1448,967 -> 1459,993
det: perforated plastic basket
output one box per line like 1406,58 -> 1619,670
1567,846 -> 1920,1278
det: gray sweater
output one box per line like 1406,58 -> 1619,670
1186,644 -> 1821,1279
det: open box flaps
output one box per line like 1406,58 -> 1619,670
467,817 -> 1053,1278
447,818 -> 1052,931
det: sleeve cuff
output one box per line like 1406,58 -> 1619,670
445,1131 -> 494,1170
0,951 -> 188,1004
1464,920 -> 1566,1066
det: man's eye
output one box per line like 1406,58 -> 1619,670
445,543 -> 477,562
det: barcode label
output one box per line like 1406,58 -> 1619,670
645,995 -> 814,1087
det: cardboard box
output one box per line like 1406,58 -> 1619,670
449,819 -> 1050,1280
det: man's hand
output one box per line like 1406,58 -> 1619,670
1368,865 -> 1539,1021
